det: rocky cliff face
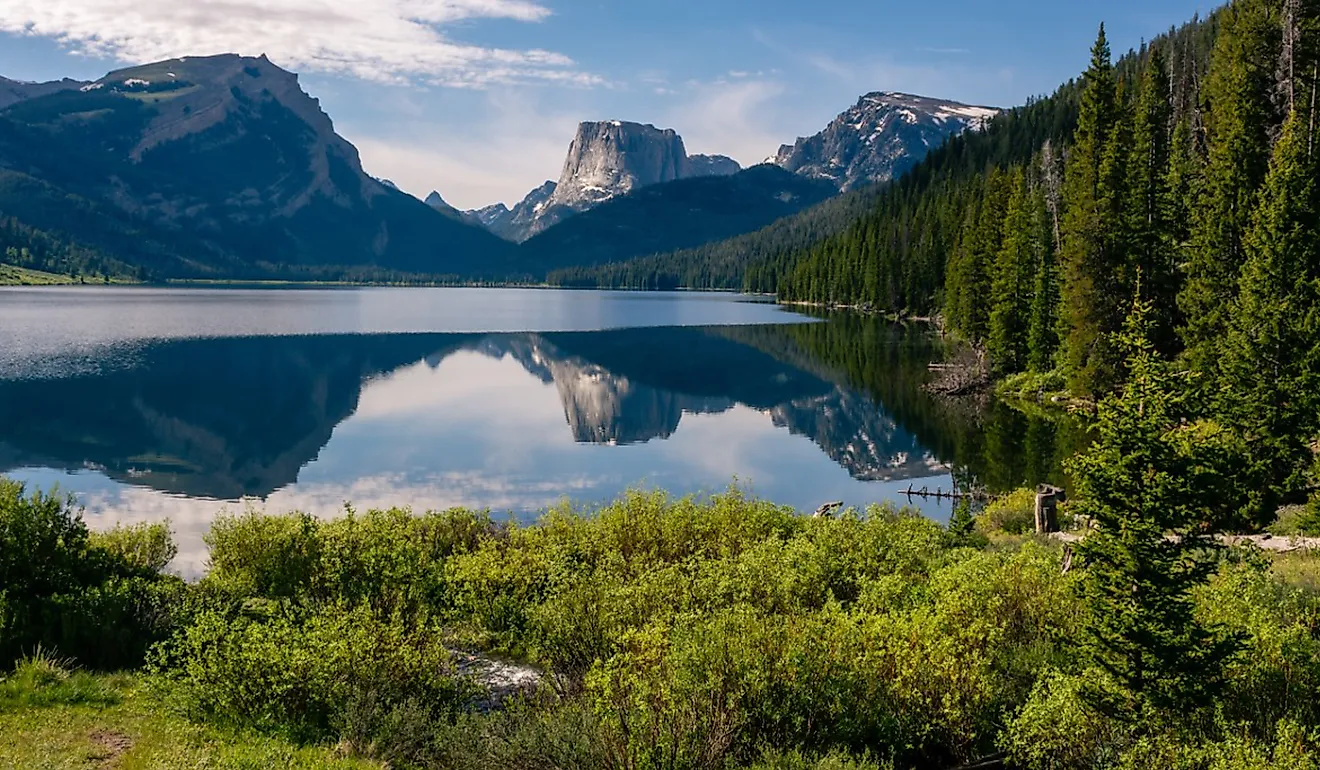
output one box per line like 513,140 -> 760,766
773,92 -> 998,191
469,121 -> 741,242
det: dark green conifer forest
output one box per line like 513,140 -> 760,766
565,0 -> 1320,528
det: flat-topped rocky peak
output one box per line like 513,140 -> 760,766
472,121 -> 743,241
550,120 -> 691,209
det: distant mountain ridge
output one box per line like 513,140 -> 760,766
467,120 -> 741,242
773,91 -> 998,190
0,76 -> 87,110
522,164 -> 838,274
0,54 -> 517,279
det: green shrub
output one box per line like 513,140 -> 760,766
1002,670 -> 1129,770
0,479 -> 184,669
977,488 -> 1037,535
90,521 -> 178,573
205,507 -> 496,616
428,697 -> 610,770
746,749 -> 889,770
204,510 -> 324,600
153,603 -> 476,748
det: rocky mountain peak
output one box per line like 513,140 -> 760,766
470,121 -> 743,242
547,121 -> 690,210
773,92 -> 999,191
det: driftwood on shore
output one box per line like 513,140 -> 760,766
924,345 -> 991,397
903,484 -> 991,503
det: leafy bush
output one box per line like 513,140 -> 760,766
90,521 -> 178,573
745,749 -> 889,770
205,507 -> 495,614
153,603 -> 476,749
0,479 -> 184,669
428,697 -> 610,770
977,487 -> 1037,534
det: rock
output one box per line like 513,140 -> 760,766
687,153 -> 742,177
469,121 -> 743,242
773,92 -> 999,191
453,650 -> 544,712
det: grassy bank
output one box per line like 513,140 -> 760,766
0,264 -> 142,286
0,661 -> 378,769
3,477 -> 1320,769
0,264 -> 75,285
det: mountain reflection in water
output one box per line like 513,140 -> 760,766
0,318 -> 1083,573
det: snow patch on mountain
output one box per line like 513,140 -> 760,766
774,91 -> 999,191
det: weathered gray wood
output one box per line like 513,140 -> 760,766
1035,484 -> 1064,534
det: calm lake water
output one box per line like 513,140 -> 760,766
0,286 -> 1079,573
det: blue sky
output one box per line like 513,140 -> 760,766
0,0 -> 1215,209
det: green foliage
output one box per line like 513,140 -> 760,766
1068,299 -> 1247,716
0,648 -> 121,709
1219,110 -> 1320,524
987,170 -> 1039,373
152,603 -> 474,748
427,698 -> 610,770
0,479 -> 184,670
205,506 -> 493,614
90,521 -> 178,573
977,488 -> 1038,535
1180,0 -> 1281,366
1058,25 -> 1124,397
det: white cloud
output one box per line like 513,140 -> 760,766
661,77 -> 789,167
350,87 -> 583,208
0,0 -> 599,86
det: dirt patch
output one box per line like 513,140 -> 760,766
88,730 -> 133,768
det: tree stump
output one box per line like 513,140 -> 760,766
1035,484 -> 1065,534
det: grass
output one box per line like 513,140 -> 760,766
0,264 -> 75,285
1270,549 -> 1320,595
0,656 -> 380,770
0,265 -> 139,286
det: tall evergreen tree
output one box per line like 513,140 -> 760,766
1179,0 -> 1280,369
1128,47 -> 1181,353
1070,297 -> 1245,718
1219,110 -> 1320,525
988,170 -> 1036,373
1027,183 -> 1061,373
1060,25 -> 1121,396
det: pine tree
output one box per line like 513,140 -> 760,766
1179,0 -> 1280,369
1070,296 -> 1245,718
1219,110 -> 1320,525
1060,25 -> 1121,396
988,170 -> 1036,374
1128,47 -> 1180,353
1027,183 -> 1061,373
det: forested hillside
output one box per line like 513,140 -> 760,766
790,0 -> 1320,526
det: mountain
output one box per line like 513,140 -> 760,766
0,76 -> 88,110
468,180 -> 558,241
522,164 -> 837,274
773,92 -> 998,190
468,202 -> 512,229
475,121 -> 742,242
688,154 -> 742,177
0,54 -> 519,279
541,91 -> 1001,289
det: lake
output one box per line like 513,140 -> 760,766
0,286 -> 1079,573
